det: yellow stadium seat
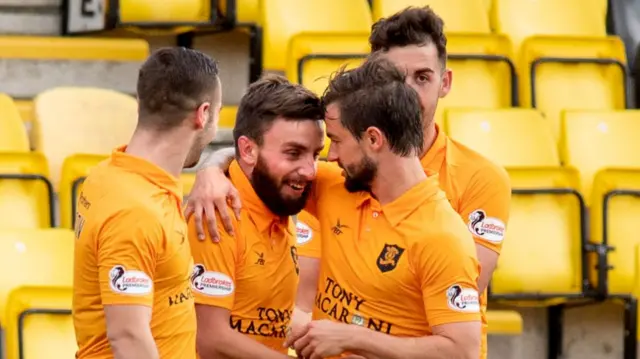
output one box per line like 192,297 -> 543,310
371,0 -> 491,33
59,154 -> 108,229
589,170 -> 640,297
108,0 -> 213,36
4,286 -> 74,359
13,99 -> 34,129
220,106 -> 238,129
486,310 -> 523,335
0,229 -> 74,326
220,0 -> 261,24
33,87 -> 138,190
444,108 -> 559,167
560,110 -> 640,204
434,34 -> 516,126
286,34 -> 369,96
491,0 -> 606,53
118,0 -> 212,24
0,36 -> 148,62
0,153 -> 53,228
482,0 -> 492,15
0,94 -> 29,152
491,167 -> 585,298
519,37 -> 627,139
588,169 -> 640,346
261,0 -> 372,71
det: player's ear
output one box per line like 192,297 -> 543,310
364,127 -> 384,152
237,136 -> 258,166
195,102 -> 211,130
439,68 -> 452,98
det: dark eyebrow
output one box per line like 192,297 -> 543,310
282,141 -> 309,151
415,67 -> 435,75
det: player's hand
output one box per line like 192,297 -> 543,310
285,320 -> 354,359
289,306 -> 312,338
184,166 -> 241,241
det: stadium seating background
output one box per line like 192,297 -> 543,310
2,0 -> 640,358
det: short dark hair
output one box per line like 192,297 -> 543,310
136,47 -> 220,130
233,74 -> 323,154
322,54 -> 424,157
369,6 -> 447,65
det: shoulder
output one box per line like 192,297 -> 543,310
102,203 -> 163,233
406,198 -> 476,254
446,138 -> 510,190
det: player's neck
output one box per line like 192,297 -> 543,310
126,128 -> 190,178
370,155 -> 426,206
419,123 -> 438,159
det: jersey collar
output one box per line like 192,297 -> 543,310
229,160 -> 291,234
110,145 -> 183,200
354,176 -> 445,227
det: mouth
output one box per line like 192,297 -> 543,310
285,181 -> 307,193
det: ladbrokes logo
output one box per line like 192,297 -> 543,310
315,276 -> 393,334
296,221 -> 312,245
446,284 -> 480,313
468,209 -> 506,243
191,264 -> 234,297
109,265 -> 152,295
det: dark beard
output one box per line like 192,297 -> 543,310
343,155 -> 377,193
251,157 -> 311,217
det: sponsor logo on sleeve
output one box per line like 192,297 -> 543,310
296,221 -> 313,245
446,284 -> 480,313
467,209 -> 506,243
109,265 -> 153,295
190,264 -> 234,297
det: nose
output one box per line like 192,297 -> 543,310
326,142 -> 339,163
298,157 -> 318,180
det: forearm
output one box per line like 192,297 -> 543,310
198,328 -> 292,359
193,147 -> 236,171
109,330 -> 159,359
296,257 -> 320,312
348,326 -> 475,359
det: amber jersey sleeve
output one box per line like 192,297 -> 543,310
295,210 -> 321,258
188,211 -> 243,310
459,164 -> 511,254
412,227 -> 482,326
97,206 -> 163,307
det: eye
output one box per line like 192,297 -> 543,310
416,73 -> 429,84
286,150 -> 300,159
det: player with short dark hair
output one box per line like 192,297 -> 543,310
294,9 -> 511,358
73,47 -> 221,359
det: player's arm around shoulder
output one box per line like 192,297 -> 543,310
97,206 -> 163,359
460,161 -> 511,292
294,211 -> 321,316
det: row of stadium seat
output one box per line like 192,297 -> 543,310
227,0 -> 612,71
3,104 -> 637,229
0,34 -> 626,155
